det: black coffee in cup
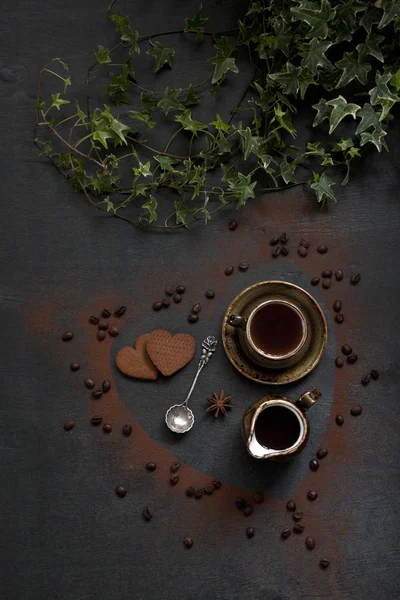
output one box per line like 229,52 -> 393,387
250,302 -> 304,357
254,405 -> 301,450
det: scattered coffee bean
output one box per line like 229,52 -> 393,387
161,298 -> 171,308
293,511 -> 303,522
89,316 -> 100,325
225,266 -> 234,276
142,507 -> 152,521
280,232 -> 288,244
212,480 -> 222,490
236,498 -> 246,510
97,330 -> 106,341
317,448 -> 328,459
165,285 -> 174,296
122,424 -> 132,436
361,373 -> 371,385
239,261 -> 249,271
102,380 -> 111,393
293,523 -> 305,533
186,486 -> 195,497
347,354 -> 358,364
183,537 -> 194,549
108,326 -> 119,337
85,378 -> 95,389
270,236 -> 279,246
195,488 -> 204,498
246,527 -> 255,539
244,505 -> 253,516
335,313 -> 344,324
370,369 -> 380,380
335,357 -> 344,368
306,537 -> 315,550
176,285 -> 185,294
310,459 -> 319,472
146,462 -> 156,472
333,300 -> 342,312
102,309 -> 111,318
281,246 -> 289,256
170,474 -> 179,485
116,486 -> 127,498
350,405 -> 363,416
320,558 -> 330,569
300,239 -> 309,249
253,492 -> 264,504
317,245 -> 328,254
173,294 -> 182,304
92,389 -> 103,399
351,273 -> 361,285
311,277 -> 320,286
188,313 -> 199,323
63,420 -> 75,431
204,485 -> 214,495
228,219 -> 237,231
272,246 -> 281,258
98,321 -> 109,331
152,301 -> 162,311
103,423 -> 112,433
322,278 -> 331,289
70,362 -> 80,372
192,303 -> 201,314
62,331 -> 73,341
171,461 -> 181,473
307,490 -> 318,501
335,269 -> 344,281
298,246 -> 308,258
335,414 -> 344,426
205,289 -> 215,299
115,305 -> 127,317
286,500 -> 296,511
342,344 -> 352,356
90,416 -> 102,426
281,528 -> 291,539
322,270 -> 332,278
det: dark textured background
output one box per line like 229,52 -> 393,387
1,1 -> 400,599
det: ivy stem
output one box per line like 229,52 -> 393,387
164,127 -> 184,153
127,135 -> 189,159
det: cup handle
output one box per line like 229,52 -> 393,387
296,386 -> 322,412
227,314 -> 247,330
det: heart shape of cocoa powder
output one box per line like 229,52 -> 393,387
115,334 -> 158,380
146,330 -> 195,376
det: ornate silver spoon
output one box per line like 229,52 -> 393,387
165,336 -> 218,433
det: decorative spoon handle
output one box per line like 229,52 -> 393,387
183,336 -> 218,407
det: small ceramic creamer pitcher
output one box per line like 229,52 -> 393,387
242,387 -> 321,461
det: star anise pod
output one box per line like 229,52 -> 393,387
206,389 -> 232,418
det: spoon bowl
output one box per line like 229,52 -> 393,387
165,404 -> 194,433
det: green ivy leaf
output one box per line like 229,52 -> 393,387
369,71 -> 399,106
273,20 -> 292,57
157,88 -> 185,115
359,129 -> 387,152
133,160 -> 152,178
95,45 -> 111,64
256,33 -> 276,59
184,3 -> 209,38
102,196 -> 115,213
141,195 -> 158,223
238,127 -> 264,160
280,157 -> 298,184
175,109 -> 208,136
111,11 -> 131,36
228,172 -> 256,207
50,93 -> 70,110
35,99 -> 45,110
357,33 -> 385,62
210,114 -> 230,133
121,30 -> 140,54
184,84 -> 204,106
334,1 -> 367,43
290,0 -> 336,39
310,172 -> 336,204
269,62 -> 302,96
246,1 -> 265,16
360,5 -> 381,32
174,198 -> 191,226
129,110 -> 156,128
140,92 -> 159,115
390,68 -> 400,91
147,41 -> 175,73
298,70 -> 316,99
302,39 -> 333,74
326,95 -> 360,134
335,138 -> 354,151
378,0 -> 400,29
348,146 -> 361,158
335,52 -> 371,88
209,54 -> 238,84
273,104 -> 297,137
154,155 -> 179,172
221,162 -> 238,184
312,98 -> 331,127
355,103 -> 387,151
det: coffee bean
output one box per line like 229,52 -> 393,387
361,373 -> 371,385
192,303 -> 201,314
143,507 -> 152,521
170,474 -> 179,485
335,313 -> 344,324
236,498 -> 246,510
70,362 -> 80,371
320,558 -> 330,569
176,285 -> 185,294
212,480 -> 222,490
63,420 -> 75,431
173,294 -> 182,304
85,378 -> 95,389
311,277 -> 320,286
161,298 -> 170,308
280,232 -> 288,244
165,285 -> 174,296
335,357 -> 344,368
281,246 -> 289,256
228,219 -> 237,231
300,239 -> 309,249
335,414 -> 344,426
347,354 -> 358,364
183,537 -> 194,549
98,321 -> 109,331
152,301 -> 162,311
204,485 -> 214,495
370,369 -> 380,380
244,505 -> 253,516
306,536 -> 315,550
322,278 -> 331,289
286,500 -> 296,511
350,405 -> 363,416
205,289 -> 215,299
293,523 -> 305,533
146,462 -> 156,472
322,270 -> 332,278
115,305 -> 127,317
293,511 -> 303,521
62,331 -> 73,341
89,316 -> 100,325
97,330 -> 106,341
92,389 -> 103,399
195,488 -> 204,498
342,344 -> 352,356
116,486 -> 126,498
171,461 -> 181,473
307,490 -> 318,501
246,527 -> 255,539
317,245 -> 328,254
310,459 -> 319,472
186,486 -> 195,497
102,309 -> 111,318
90,416 -> 102,426
333,300 -> 342,312
225,266 -> 234,276
253,492 -> 264,504
239,261 -> 249,271
188,313 -> 199,323
272,246 -> 281,258
122,424 -> 132,436
351,273 -> 361,285
269,236 -> 279,246
298,246 -> 308,258
317,448 -> 328,459
108,326 -> 119,337
103,423 -> 112,433
102,380 -> 111,393
281,528 -> 291,539
335,269 -> 344,281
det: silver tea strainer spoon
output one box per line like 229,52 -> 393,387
165,336 -> 218,433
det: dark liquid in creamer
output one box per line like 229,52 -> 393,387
255,406 -> 300,450
250,302 -> 304,357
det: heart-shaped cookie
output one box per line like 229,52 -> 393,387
146,330 -> 196,377
115,334 -> 158,380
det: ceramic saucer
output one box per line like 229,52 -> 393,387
222,281 -> 327,385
